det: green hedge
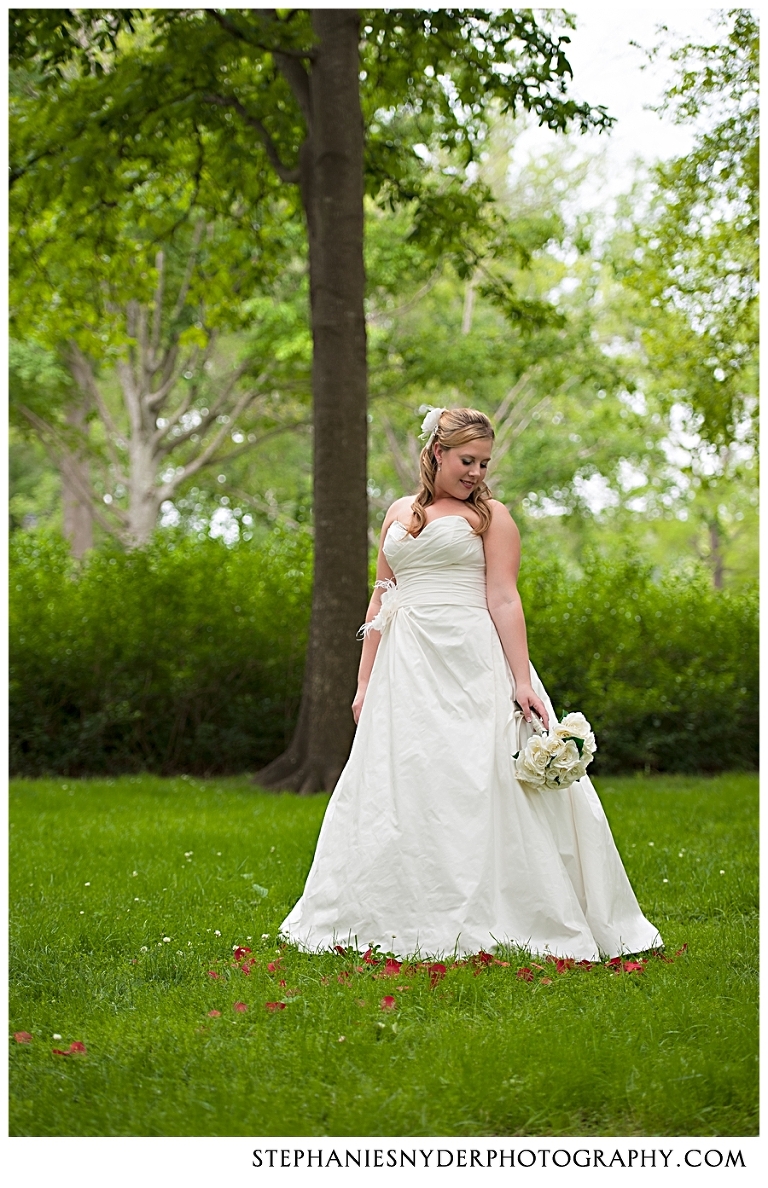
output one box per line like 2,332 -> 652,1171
520,551 -> 758,774
9,531 -> 757,776
10,530 -> 311,776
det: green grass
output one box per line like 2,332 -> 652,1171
9,773 -> 758,1137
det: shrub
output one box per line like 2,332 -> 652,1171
9,532 -> 757,776
520,550 -> 758,774
9,528 -> 311,776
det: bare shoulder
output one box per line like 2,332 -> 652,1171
487,499 -> 520,540
381,495 -> 415,536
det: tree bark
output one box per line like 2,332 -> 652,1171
257,9 -> 368,793
62,354 -> 95,558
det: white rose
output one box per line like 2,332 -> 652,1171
550,739 -> 581,774
556,712 -> 592,741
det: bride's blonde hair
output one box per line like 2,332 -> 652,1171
409,407 -> 495,537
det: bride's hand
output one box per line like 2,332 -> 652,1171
351,684 -> 367,724
515,684 -> 549,731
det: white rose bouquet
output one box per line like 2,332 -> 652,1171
513,710 -> 596,791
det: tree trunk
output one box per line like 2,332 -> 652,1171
709,520 -> 725,589
257,9 -> 368,793
62,356 -> 94,558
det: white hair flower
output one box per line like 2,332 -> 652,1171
418,406 -> 447,445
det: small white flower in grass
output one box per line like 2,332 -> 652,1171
679,852 -> 685,858
246,936 -> 252,941
720,870 -> 725,875
176,951 -> 183,956
184,851 -> 193,857
53,1034 -> 62,1041
648,842 -> 654,847
261,934 -> 270,940
214,930 -> 221,937
663,879 -> 669,883
132,871 -> 138,877
134,898 -> 139,902
163,937 -> 171,943
140,946 -> 148,953
338,1036 -> 346,1043
84,882 -> 90,887
79,911 -> 84,915
270,847 -> 275,853
216,852 -> 222,857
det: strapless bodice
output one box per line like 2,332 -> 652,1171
383,516 -> 487,609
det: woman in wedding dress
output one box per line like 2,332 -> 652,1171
280,407 -> 661,961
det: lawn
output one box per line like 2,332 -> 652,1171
9,773 -> 758,1137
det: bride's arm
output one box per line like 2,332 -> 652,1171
483,501 -> 550,730
351,501 -> 405,724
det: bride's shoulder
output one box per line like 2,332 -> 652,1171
485,500 -> 521,543
381,496 -> 414,533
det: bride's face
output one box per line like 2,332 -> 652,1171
433,437 -> 493,500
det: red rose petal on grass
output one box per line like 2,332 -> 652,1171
207,1010 -> 221,1018
576,961 -> 593,970
531,963 -> 546,971
555,959 -> 574,974
68,1042 -> 86,1054
233,1002 -> 248,1013
233,946 -> 252,962
337,971 -> 351,983
363,949 -> 379,965
265,1002 -> 286,1012
379,996 -> 397,1011
540,977 -> 553,985
240,963 -> 252,976
622,961 -> 646,973
384,958 -> 402,976
267,960 -> 283,973
476,951 -> 494,966
675,943 -> 688,956
516,967 -> 534,982
278,979 -> 287,987
52,1049 -> 69,1056
14,1032 -> 33,1044
428,963 -> 447,988
207,970 -> 221,980
334,945 -> 346,955
355,965 -> 365,973
606,956 -> 623,968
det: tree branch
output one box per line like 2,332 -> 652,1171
205,8 -> 316,60
201,93 -> 301,183
170,219 -> 205,323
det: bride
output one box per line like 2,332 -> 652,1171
280,407 -> 661,961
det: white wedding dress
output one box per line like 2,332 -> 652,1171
280,516 -> 661,961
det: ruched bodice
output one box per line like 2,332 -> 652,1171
383,516 -> 487,609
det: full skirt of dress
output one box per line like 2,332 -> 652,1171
280,518 -> 661,961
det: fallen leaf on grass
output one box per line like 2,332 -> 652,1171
264,1002 -> 286,1012
379,996 -> 397,1011
14,1032 -> 33,1044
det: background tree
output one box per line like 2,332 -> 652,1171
11,7 -> 611,791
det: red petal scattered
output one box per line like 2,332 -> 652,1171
240,963 -> 251,976
334,945 -> 346,955
284,988 -> 300,997
622,961 -> 646,973
494,960 -> 510,967
68,1042 -> 87,1054
320,976 -> 330,985
384,958 -> 402,976
379,996 -> 396,1011
363,948 -> 379,965
540,977 -> 553,985
337,971 -> 351,983
675,943 -> 689,956
207,1010 -> 221,1017
264,1001 -> 286,1012
233,946 -> 252,962
207,970 -> 221,980
267,961 -> 278,973
428,962 -> 447,987
606,956 -> 623,968
555,958 -> 574,974
278,979 -> 287,987
52,1048 -> 69,1056
233,1001 -> 248,1013
14,1032 -> 33,1044
531,963 -> 546,971
355,965 -> 365,973
576,960 -> 593,970
516,967 -> 534,982
476,951 -> 494,966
